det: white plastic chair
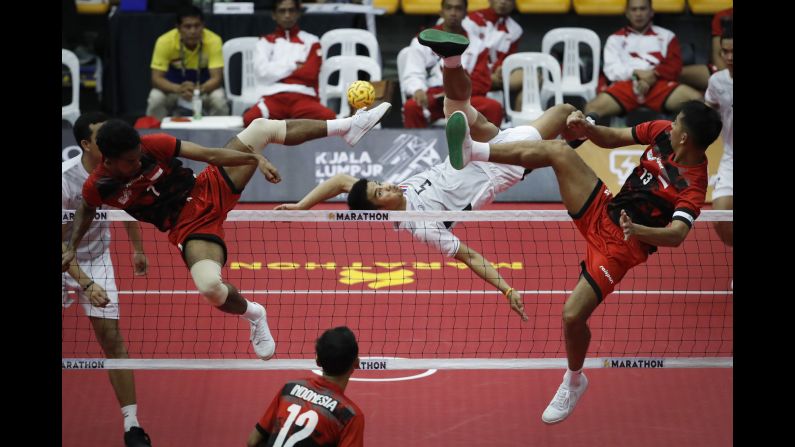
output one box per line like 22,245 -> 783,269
501,52 -> 562,126
319,55 -> 382,118
62,49 -> 80,126
320,29 -> 381,67
541,27 -> 601,106
222,37 -> 260,116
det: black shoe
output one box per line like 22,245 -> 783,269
418,29 -> 469,57
124,427 -> 152,447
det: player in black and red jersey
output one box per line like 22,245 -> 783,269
446,100 -> 722,424
61,107 -> 390,361
247,326 -> 364,447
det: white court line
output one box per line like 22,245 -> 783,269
102,289 -> 733,295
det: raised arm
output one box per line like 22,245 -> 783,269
180,140 -> 280,182
180,140 -> 265,167
274,174 -> 358,210
566,111 -> 636,148
454,242 -> 528,321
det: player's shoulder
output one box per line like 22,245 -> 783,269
649,25 -> 676,40
297,30 -> 320,45
633,119 -> 672,143
711,69 -> 732,85
141,133 -> 178,148
202,28 -> 223,45
154,29 -> 179,48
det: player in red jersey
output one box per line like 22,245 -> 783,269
247,326 -> 364,447
446,100 -> 722,424
61,108 -> 389,360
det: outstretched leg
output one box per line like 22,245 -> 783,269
541,277 -> 599,424
446,111 -> 599,215
418,28 -> 500,142
223,103 -> 392,189
89,318 -> 139,428
183,239 -> 276,360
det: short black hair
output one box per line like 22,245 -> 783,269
73,111 -> 109,148
720,16 -> 733,41
347,178 -> 377,210
96,119 -> 141,159
176,5 -> 203,25
316,326 -> 359,376
679,100 -> 722,150
627,0 -> 652,9
441,0 -> 468,9
273,0 -> 302,12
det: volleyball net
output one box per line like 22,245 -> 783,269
62,209 -> 733,370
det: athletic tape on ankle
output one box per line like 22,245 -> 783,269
236,119 -> 287,152
444,98 -> 479,123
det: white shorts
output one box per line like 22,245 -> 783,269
468,125 -> 542,208
712,150 -> 733,200
62,251 -> 120,319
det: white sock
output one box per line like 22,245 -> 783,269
242,300 -> 265,322
443,55 -> 462,68
327,118 -> 353,136
565,368 -> 583,387
471,141 -> 491,162
121,404 -> 140,432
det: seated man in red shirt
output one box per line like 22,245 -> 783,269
446,99 -> 722,423
61,108 -> 390,361
585,0 -> 702,121
462,0 -> 524,100
247,326 -> 364,447
401,0 -> 502,128
243,0 -> 337,127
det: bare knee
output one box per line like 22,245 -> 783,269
102,337 -> 129,359
518,140 -> 570,167
93,321 -> 128,358
548,103 -> 577,117
562,306 -> 588,327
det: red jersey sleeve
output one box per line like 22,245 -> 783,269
82,179 -> 103,208
653,36 -> 682,81
141,134 -> 180,163
631,120 -> 672,145
672,183 -> 706,228
289,41 -> 323,89
337,411 -> 365,447
255,390 -> 283,436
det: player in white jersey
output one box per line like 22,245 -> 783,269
704,21 -> 733,246
62,112 -> 153,447
276,29 -> 582,321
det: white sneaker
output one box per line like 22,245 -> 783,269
248,302 -> 276,360
542,371 -> 589,424
445,111 -> 472,170
342,102 -> 392,146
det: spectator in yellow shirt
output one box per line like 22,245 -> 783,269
147,5 -> 229,119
